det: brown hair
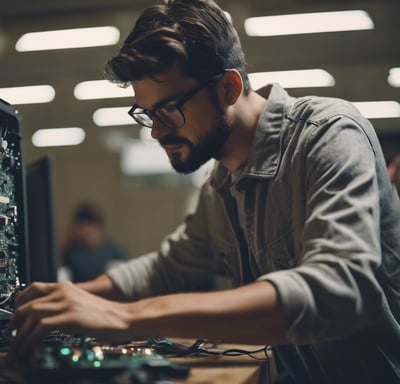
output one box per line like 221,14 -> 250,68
104,0 -> 250,93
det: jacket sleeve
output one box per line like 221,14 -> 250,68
262,115 -> 386,344
106,183 -> 219,301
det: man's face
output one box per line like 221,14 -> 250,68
132,66 -> 232,174
73,222 -> 103,249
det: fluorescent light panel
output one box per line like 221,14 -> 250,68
93,107 -> 133,126
74,80 -> 134,100
16,26 -> 120,52
0,85 -> 55,105
249,69 -> 335,89
32,127 -> 85,147
388,68 -> 400,87
352,101 -> 400,119
244,10 -> 374,37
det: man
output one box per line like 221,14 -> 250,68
7,0 -> 400,382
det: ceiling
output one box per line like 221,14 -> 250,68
1,0 -> 399,162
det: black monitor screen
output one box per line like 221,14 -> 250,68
26,156 -> 58,283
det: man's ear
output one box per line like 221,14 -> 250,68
220,69 -> 243,106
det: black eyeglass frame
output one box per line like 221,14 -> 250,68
128,72 -> 226,129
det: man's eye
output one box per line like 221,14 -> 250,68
160,104 -> 178,113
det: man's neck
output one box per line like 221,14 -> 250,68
219,91 -> 267,172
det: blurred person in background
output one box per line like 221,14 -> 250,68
61,201 -> 127,283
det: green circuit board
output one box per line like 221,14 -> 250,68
0,100 -> 27,311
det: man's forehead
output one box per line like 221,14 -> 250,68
132,69 -> 198,108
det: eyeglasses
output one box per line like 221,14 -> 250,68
128,73 -> 225,129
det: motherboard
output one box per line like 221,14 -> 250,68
0,99 -> 28,321
30,334 -> 190,383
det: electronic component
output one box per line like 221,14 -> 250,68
0,99 -> 28,319
30,335 -> 190,383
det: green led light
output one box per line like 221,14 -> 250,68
94,361 -> 101,368
72,355 -> 79,363
60,347 -> 71,356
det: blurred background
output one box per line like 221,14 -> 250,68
0,0 -> 399,263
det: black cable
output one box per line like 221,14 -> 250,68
151,339 -> 273,383
153,338 -> 270,360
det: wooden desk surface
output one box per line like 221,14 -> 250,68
174,358 -> 270,384
172,342 -> 276,384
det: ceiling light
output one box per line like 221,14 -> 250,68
93,107 -> 133,126
0,85 -> 55,105
249,69 -> 335,89
74,80 -> 134,100
352,101 -> 400,119
32,127 -> 85,147
388,68 -> 400,87
244,10 -> 374,37
16,26 -> 120,52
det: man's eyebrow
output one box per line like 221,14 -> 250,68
137,92 -> 184,112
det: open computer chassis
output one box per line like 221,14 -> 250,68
0,99 -> 28,329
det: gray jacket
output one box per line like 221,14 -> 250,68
108,84 -> 400,382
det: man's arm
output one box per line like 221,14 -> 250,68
128,280 -> 287,346
77,274 -> 128,301
6,280 -> 287,359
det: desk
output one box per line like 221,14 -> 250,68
0,341 -> 276,384
173,341 -> 276,384
174,353 -> 274,383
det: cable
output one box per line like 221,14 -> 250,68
0,293 -> 13,307
152,339 -> 273,384
152,338 -> 270,360
0,287 -> 21,308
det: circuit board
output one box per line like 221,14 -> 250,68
30,334 -> 190,383
0,99 -> 28,315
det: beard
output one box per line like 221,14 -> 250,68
160,114 -> 232,174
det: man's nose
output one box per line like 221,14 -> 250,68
150,118 -> 172,141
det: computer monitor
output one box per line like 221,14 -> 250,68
26,155 -> 58,283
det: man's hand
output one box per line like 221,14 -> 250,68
5,280 -> 287,363
5,281 -> 131,360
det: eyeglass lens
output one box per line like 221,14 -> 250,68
133,105 -> 184,129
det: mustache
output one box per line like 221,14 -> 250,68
158,135 -> 192,147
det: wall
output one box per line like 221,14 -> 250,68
25,144 -> 198,262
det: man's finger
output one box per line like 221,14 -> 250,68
15,282 -> 57,307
